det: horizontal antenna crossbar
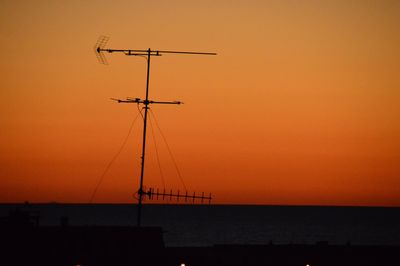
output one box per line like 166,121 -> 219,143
98,48 -> 216,56
111,98 -> 183,105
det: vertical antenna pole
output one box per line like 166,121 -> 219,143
137,48 -> 151,227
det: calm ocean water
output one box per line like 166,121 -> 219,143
1,204 -> 399,247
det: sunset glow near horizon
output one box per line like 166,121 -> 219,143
1,1 -> 399,206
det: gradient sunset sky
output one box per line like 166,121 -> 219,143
1,0 -> 399,206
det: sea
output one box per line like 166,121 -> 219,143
1,204 -> 399,247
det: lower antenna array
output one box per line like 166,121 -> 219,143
139,188 -> 212,204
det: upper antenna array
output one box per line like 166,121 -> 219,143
95,35 -> 216,63
94,36 -> 217,226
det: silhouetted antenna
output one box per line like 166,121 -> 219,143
94,36 -> 216,226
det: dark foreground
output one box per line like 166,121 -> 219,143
1,210 -> 399,266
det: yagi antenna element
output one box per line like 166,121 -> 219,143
142,188 -> 212,205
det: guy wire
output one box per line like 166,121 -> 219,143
148,113 -> 166,190
149,109 -> 187,191
89,107 -> 141,203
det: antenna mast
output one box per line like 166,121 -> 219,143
94,36 -> 216,226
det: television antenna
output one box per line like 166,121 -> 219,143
94,36 -> 216,226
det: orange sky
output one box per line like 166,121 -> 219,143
1,0 -> 399,206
